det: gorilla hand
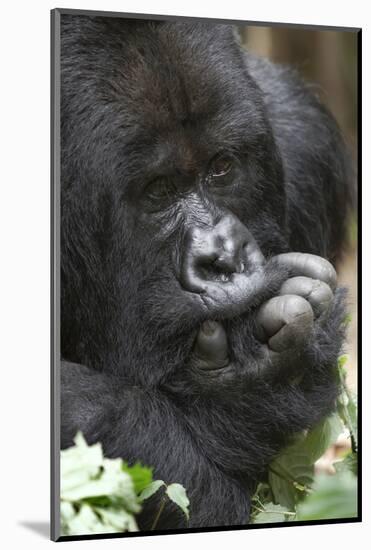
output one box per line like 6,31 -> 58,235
193,320 -> 230,371
189,252 -> 337,381
256,253 -> 336,367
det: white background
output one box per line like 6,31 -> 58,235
0,0 -> 368,548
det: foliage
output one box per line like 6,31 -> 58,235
60,433 -> 189,536
121,461 -> 153,495
250,354 -> 358,524
296,471 -> 357,521
60,433 -> 140,535
61,353 -> 357,533
139,479 -> 190,529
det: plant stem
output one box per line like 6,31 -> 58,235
252,504 -> 296,517
151,496 -> 167,530
269,465 -> 312,494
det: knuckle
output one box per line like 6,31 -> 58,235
282,294 -> 313,320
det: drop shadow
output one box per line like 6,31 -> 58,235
19,521 -> 50,539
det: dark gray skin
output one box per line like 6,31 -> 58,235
179,211 -> 336,372
180,215 -> 267,318
191,250 -> 336,371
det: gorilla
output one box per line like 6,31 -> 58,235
60,15 -> 352,531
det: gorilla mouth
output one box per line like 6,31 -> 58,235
184,267 -> 272,374
179,213 -> 269,326
180,217 -> 265,296
186,256 -> 288,373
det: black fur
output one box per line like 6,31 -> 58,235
60,16 -> 351,530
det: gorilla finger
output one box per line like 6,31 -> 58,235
279,276 -> 333,317
193,321 -> 229,370
275,253 -> 337,290
256,295 -> 314,352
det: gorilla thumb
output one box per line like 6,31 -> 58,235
193,321 -> 229,370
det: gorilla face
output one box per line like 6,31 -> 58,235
61,20 -> 292,388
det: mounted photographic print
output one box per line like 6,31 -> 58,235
51,8 -> 361,541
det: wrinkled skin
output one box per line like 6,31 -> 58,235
195,253 -> 336,373
60,17 -> 352,531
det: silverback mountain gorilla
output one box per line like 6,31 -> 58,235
60,15 -> 352,530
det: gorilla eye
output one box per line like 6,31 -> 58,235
144,177 -> 177,202
210,155 -> 233,177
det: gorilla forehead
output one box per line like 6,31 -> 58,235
118,23 -> 267,145
119,24 -> 251,114
61,16 -> 268,183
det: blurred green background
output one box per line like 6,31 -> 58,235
241,26 -> 358,390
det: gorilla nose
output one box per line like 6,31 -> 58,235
180,214 -> 257,293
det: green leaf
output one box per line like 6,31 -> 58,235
335,452 -> 358,475
342,314 -> 352,327
269,440 -> 313,509
296,471 -> 357,521
122,462 -> 153,495
302,414 -> 344,463
96,506 -> 138,532
252,503 -> 295,524
102,458 -> 140,513
60,435 -> 191,535
166,483 -> 190,521
60,501 -> 75,523
60,432 -> 103,495
252,482 -> 274,507
345,396 -> 358,448
63,503 -> 113,536
256,355 -> 358,524
138,480 -> 165,502
337,354 -> 349,371
268,414 -> 343,510
337,356 -> 358,450
62,455 -> 140,514
60,433 -> 141,535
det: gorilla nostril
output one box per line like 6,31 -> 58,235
180,214 -> 255,292
213,255 -> 238,275
198,257 -> 233,283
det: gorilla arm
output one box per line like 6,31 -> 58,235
60,252 -> 345,528
61,361 -> 251,529
184,253 -> 345,481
